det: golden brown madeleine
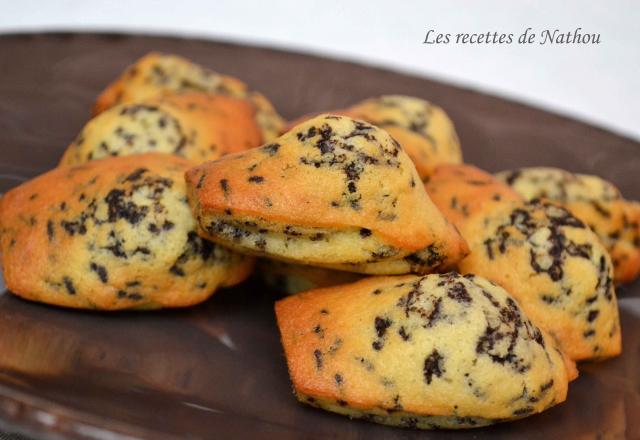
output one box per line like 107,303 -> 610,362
458,200 -> 621,361
496,167 -> 640,284
93,52 -> 284,142
425,166 -> 621,360
61,93 -> 263,166
186,114 -> 468,275
425,164 -> 523,230
275,273 -> 576,429
0,153 -> 253,310
258,259 -> 364,295
286,95 -> 462,179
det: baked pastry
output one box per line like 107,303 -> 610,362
425,164 -> 522,229
425,166 -> 622,360
0,153 -> 253,310
258,259 -> 363,295
496,167 -> 640,284
60,93 -> 263,166
458,199 -> 621,361
275,273 -> 576,429
186,114 -> 469,275
286,95 -> 462,179
93,52 -> 284,142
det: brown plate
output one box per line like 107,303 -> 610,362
0,33 -> 638,440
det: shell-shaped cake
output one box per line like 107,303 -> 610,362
186,114 -> 468,274
276,273 -> 576,429
496,167 -> 640,283
0,153 -> 253,310
459,200 -> 621,360
93,52 -> 284,142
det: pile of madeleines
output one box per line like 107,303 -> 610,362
1,52 -> 639,430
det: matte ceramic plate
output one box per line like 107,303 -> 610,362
0,33 -> 638,440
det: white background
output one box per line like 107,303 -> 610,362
1,0 -> 638,141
